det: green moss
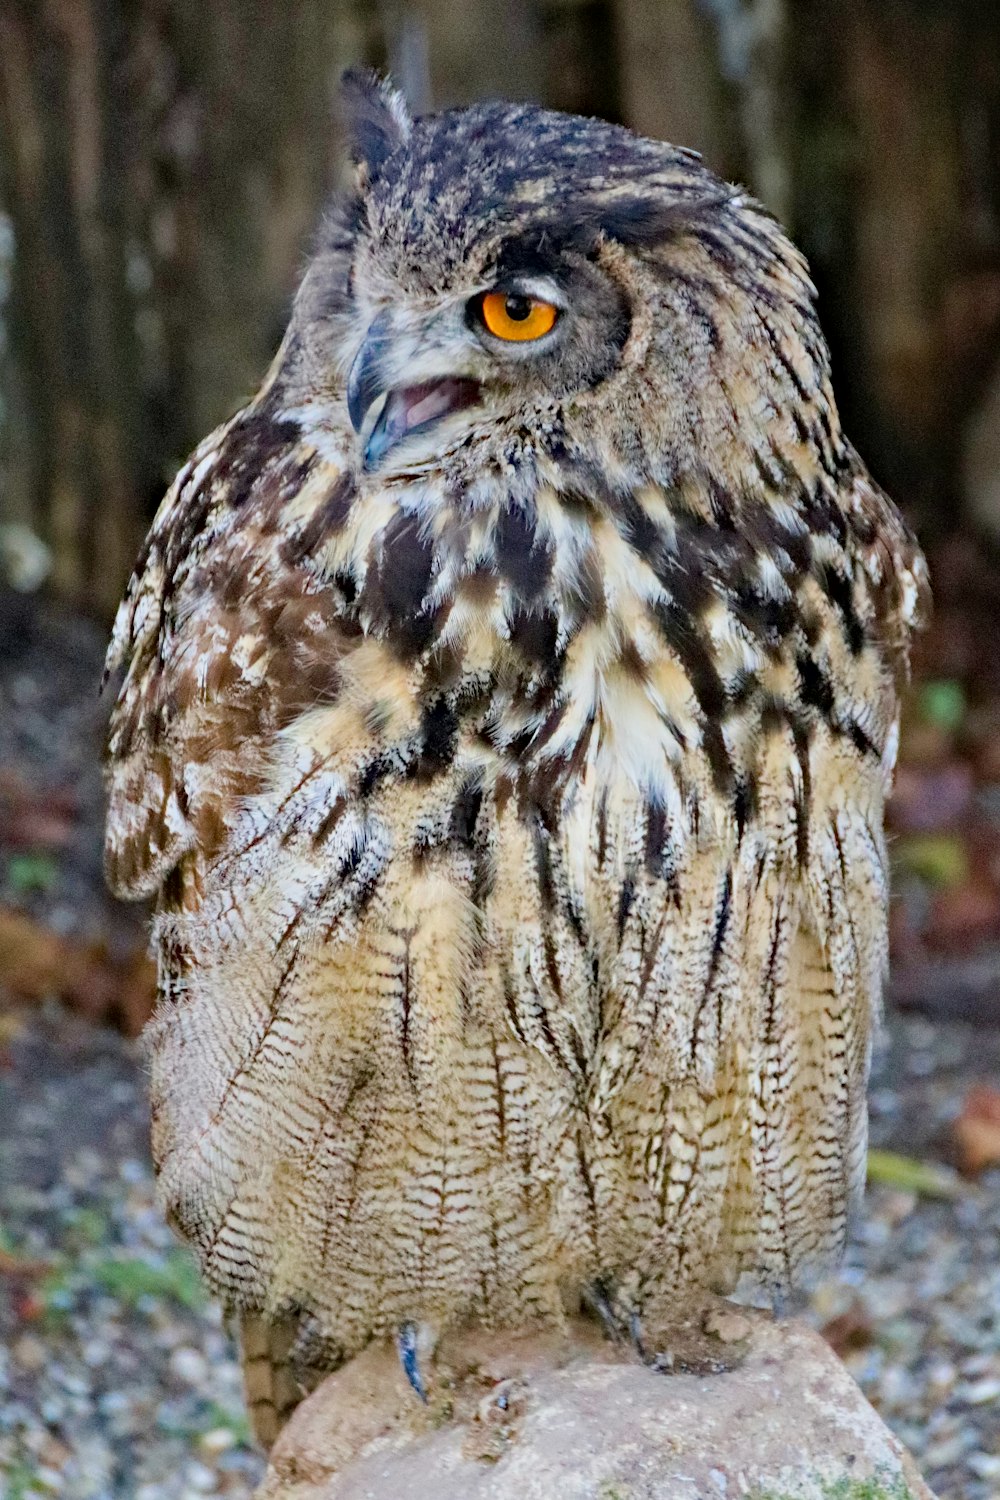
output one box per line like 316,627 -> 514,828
918,680 -> 966,734
2,1455 -> 50,1498
88,1248 -> 205,1310
751,1472 -> 916,1500
35,1243 -> 207,1339
5,851 -> 59,895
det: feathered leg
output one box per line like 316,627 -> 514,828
239,1314 -> 302,1449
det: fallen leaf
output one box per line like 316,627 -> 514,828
897,718 -> 954,769
926,881 -> 1000,952
0,908 -> 155,1034
866,1148 -> 963,1198
820,1298 -> 873,1358
0,908 -> 68,998
953,1085 -> 1000,1176
5,851 -> 60,895
0,769 -> 78,851
0,1247 -> 51,1278
894,834 -> 969,889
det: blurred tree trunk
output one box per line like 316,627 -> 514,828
0,1 -> 150,612
790,0 -> 1000,528
541,0 -> 621,123
414,0 -> 545,107
3,0 -> 998,620
0,0 -> 359,616
153,1 -> 354,456
735,0 -> 790,223
613,0 -> 738,177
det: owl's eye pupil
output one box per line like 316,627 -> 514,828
504,296 -> 532,322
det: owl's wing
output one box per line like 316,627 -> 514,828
104,399 -> 507,1393
581,465 -> 928,1296
743,472 -> 926,1291
103,395 -> 352,906
104,402 -> 384,1432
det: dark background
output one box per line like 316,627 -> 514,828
3,1 -> 1000,610
1,6 -> 1000,1498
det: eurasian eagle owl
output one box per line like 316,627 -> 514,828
104,71 -> 928,1443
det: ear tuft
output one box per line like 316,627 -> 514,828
340,69 -> 412,177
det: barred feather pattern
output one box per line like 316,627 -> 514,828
104,86 -> 927,1442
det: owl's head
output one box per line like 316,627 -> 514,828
288,71 -> 835,494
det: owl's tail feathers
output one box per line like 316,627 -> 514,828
240,1314 -> 302,1449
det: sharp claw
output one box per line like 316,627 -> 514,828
585,1279 -> 624,1344
629,1309 -> 648,1363
396,1321 -> 428,1402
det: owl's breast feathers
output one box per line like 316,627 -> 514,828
105,381 -> 925,909
104,381 -> 927,1309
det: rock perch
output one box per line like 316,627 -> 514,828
256,1313 -> 936,1500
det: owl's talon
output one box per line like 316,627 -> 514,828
629,1309 -> 648,1363
396,1321 -> 428,1402
585,1279 -> 625,1344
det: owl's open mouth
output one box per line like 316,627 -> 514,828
362,378 -> 481,467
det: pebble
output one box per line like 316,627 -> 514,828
169,1347 -> 210,1386
923,1430 -> 975,1470
953,1376 -> 1000,1405
13,1335 -> 47,1374
804,1012 -> 1000,1500
184,1461 -> 221,1492
1,1010 -> 264,1499
968,1452 -> 1000,1480
926,1358 -> 957,1393
81,1338 -> 110,1369
703,1308 -> 753,1344
40,1395 -> 67,1425
199,1427 -> 237,1458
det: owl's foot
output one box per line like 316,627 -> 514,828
634,1302 -> 755,1377
584,1282 -> 748,1375
584,1279 -> 628,1345
396,1321 -> 428,1402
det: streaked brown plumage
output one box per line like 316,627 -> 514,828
103,72 -> 928,1444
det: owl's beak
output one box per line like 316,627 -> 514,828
346,312 -> 393,439
347,312 -> 481,469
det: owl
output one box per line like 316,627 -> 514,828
104,71 -> 928,1444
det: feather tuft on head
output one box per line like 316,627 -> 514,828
340,68 -> 412,178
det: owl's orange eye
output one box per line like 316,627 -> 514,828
478,291 -> 559,342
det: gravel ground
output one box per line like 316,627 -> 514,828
0,595 -> 140,956
0,1005 -> 264,1499
2,1000 -> 999,1499
812,1012 -> 1000,1499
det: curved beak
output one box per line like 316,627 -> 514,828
346,310 -> 482,470
346,309 -> 393,437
